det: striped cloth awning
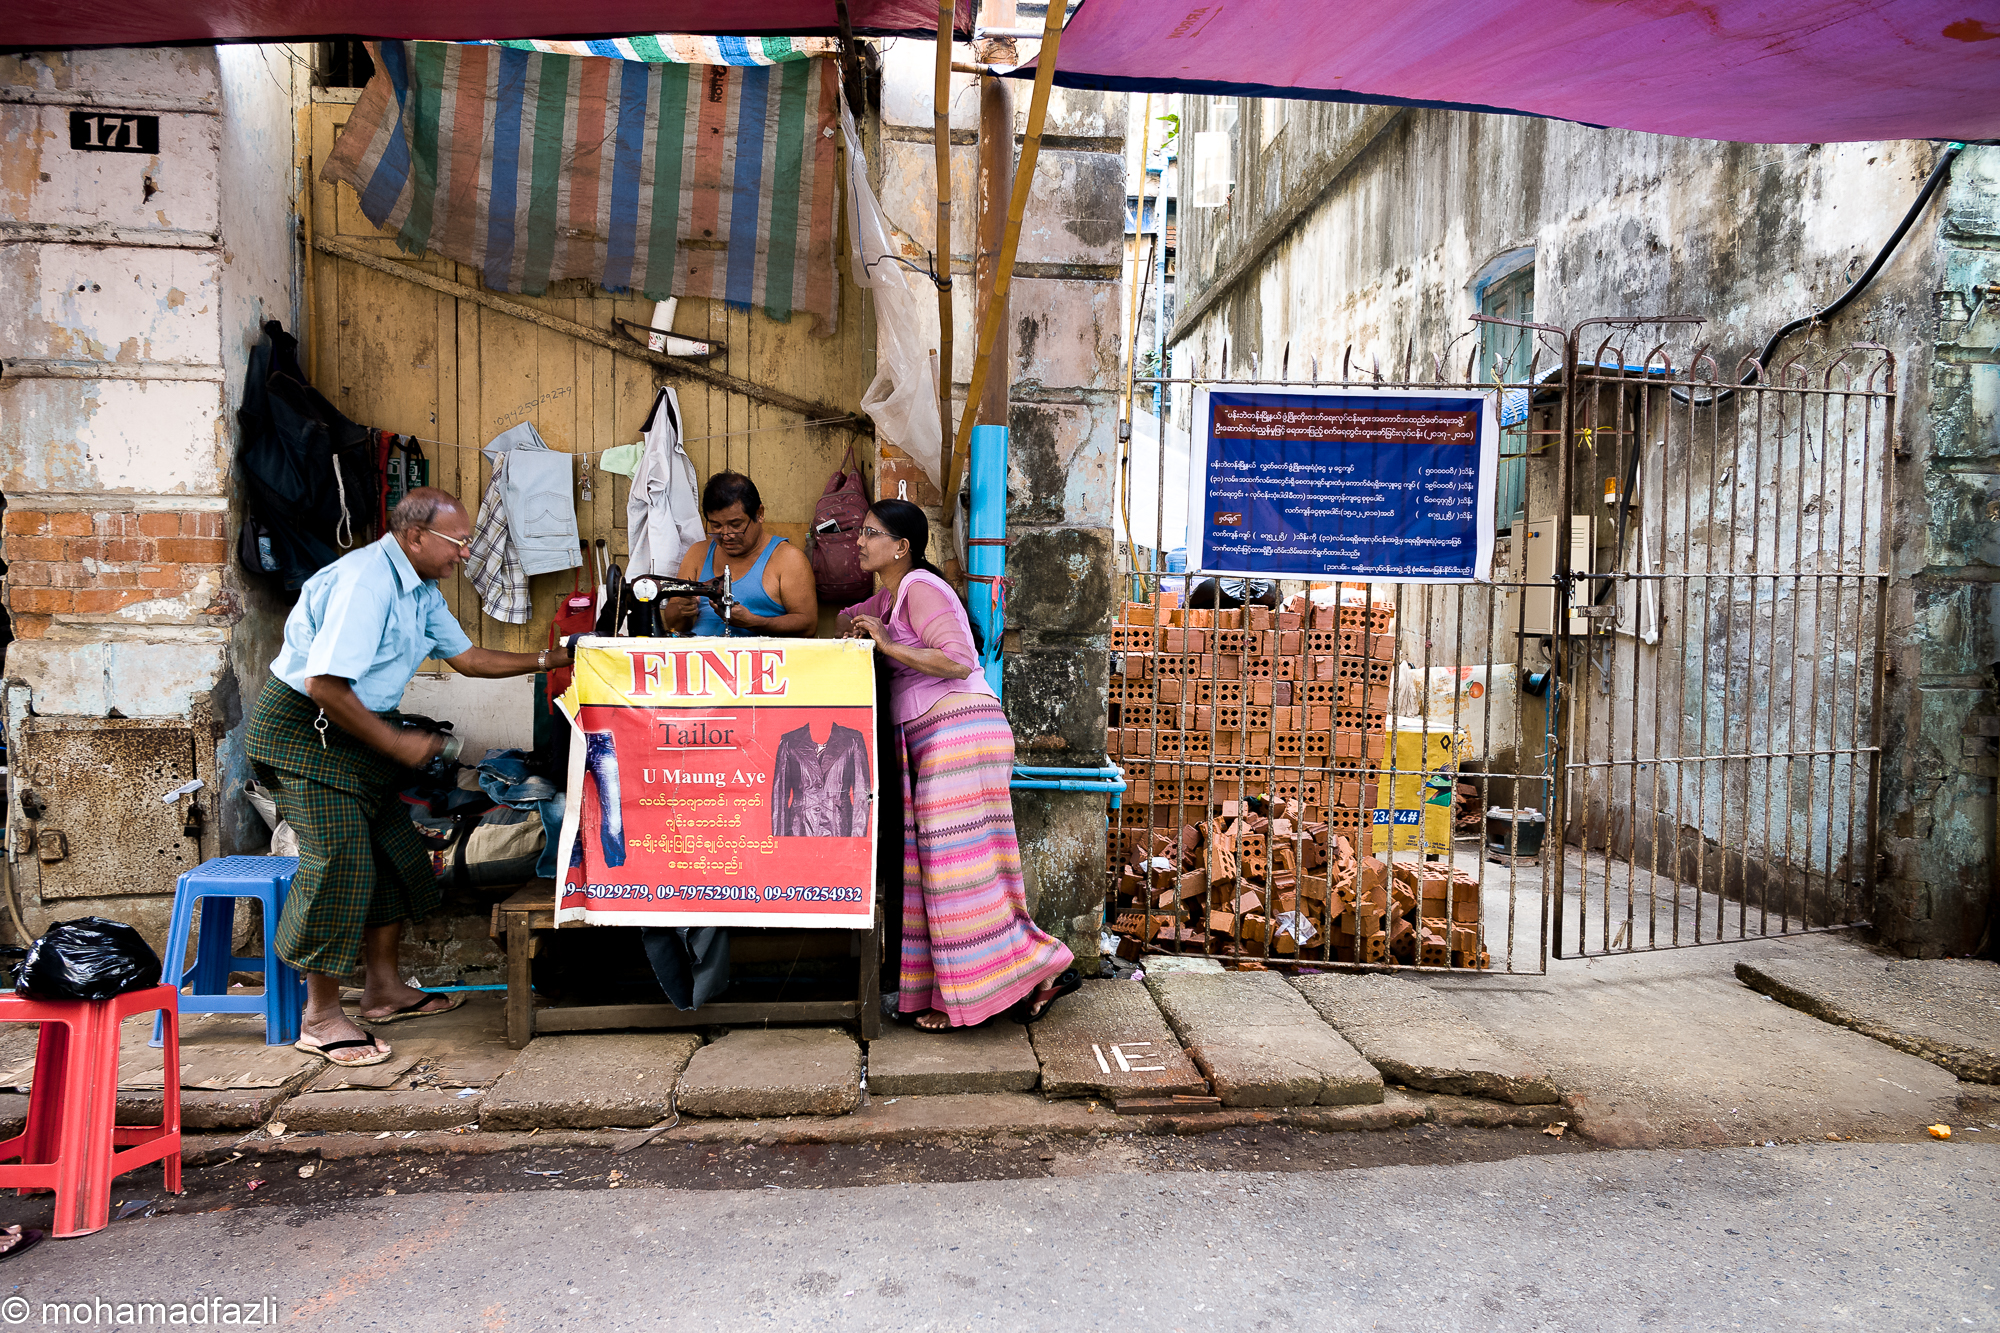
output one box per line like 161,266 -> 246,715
472,35 -> 840,64
321,41 -> 841,332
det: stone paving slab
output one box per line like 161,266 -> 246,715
481,1033 -> 701,1130
117,1087 -> 292,1131
1411,1090 -> 1569,1129
305,1049 -> 425,1092
1027,978 -> 1208,1101
282,1088 -> 482,1133
305,1032 -> 520,1094
178,1093 -> 1430,1160
1147,971 -> 1383,1108
359,993 -> 520,1088
1737,955 -> 2000,1083
677,1028 -> 861,1118
867,1022 -> 1040,1095
1292,973 -> 1561,1104
667,1092 -> 1105,1143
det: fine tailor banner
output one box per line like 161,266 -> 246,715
552,637 -> 877,927
1188,387 -> 1499,583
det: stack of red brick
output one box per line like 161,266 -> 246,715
2,509 -> 231,639
1105,589 -> 1488,969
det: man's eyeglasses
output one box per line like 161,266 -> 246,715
709,518 -> 753,536
425,528 -> 473,551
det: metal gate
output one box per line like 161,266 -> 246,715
1107,317 -> 1887,975
1555,324 -> 1891,956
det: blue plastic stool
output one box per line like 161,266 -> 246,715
150,856 -> 305,1047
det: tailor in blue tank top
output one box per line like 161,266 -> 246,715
691,535 -> 788,636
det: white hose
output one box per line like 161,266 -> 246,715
1,857 -> 30,948
331,454 -> 354,549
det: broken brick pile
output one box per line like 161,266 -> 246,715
1105,588 -> 1489,969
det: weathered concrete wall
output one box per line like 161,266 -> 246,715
1165,94 -> 1994,956
1174,104 -> 1939,390
1880,148 -> 2000,957
872,41 -> 1122,963
214,45 -> 308,858
0,45 -> 306,946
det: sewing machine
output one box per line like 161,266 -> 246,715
620,567 -> 734,636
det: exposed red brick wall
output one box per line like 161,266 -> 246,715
3,509 -> 232,625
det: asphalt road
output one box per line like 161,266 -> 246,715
0,1141 -> 1991,1332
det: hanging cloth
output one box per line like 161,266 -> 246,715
485,422 -> 582,577
234,321 -> 375,590
627,386 -> 707,577
465,458 -> 530,623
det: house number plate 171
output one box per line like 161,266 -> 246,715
68,110 -> 159,154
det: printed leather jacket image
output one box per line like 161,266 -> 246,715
770,724 -> 873,838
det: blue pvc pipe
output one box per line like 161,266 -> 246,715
1010,762 -> 1127,807
969,423 -> 1008,700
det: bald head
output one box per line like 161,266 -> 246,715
389,487 -> 467,535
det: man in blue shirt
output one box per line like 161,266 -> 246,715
246,488 -> 569,1067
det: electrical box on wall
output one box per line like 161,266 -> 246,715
1499,516 -> 1595,636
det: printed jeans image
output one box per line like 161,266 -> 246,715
583,729 -> 625,866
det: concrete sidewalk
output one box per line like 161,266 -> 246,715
16,925 -> 1989,1159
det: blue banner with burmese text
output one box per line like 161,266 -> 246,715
1188,387 -> 1499,583
552,636 -> 877,926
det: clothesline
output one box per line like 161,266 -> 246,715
386,414 -> 859,460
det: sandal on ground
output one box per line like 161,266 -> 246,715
1009,968 -> 1081,1024
359,991 -> 465,1024
294,1035 -> 393,1068
0,1226 -> 44,1262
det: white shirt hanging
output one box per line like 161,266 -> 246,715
626,385 -> 706,577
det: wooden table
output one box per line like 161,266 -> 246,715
489,882 -> 882,1049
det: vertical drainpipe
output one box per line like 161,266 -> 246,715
972,8 -> 1015,702
969,424 -> 1007,699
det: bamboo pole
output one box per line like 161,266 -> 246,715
940,0 -> 1066,507
974,0 -> 1015,430
313,235 -> 870,430
934,0 -> 956,486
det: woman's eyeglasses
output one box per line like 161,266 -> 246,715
858,526 -> 890,540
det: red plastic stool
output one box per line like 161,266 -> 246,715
0,984 -> 183,1237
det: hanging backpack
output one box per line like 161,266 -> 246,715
235,321 -> 375,590
809,444 -> 873,606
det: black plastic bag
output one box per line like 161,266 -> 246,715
13,917 -> 162,1001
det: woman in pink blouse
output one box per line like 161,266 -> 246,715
840,500 -> 1078,1030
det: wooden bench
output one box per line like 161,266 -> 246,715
489,882 -> 882,1049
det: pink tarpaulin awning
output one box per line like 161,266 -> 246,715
1026,0 -> 1999,144
2,0 -> 972,48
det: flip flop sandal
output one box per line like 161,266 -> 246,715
1010,968 -> 1082,1024
293,1036 -> 393,1068
360,991 -> 466,1025
0,1226 -> 44,1262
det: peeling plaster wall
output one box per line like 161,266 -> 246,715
1881,148 -> 2000,958
0,45 -> 306,947
214,43 -> 307,858
1166,97 -> 1994,956
871,41 -> 1124,963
